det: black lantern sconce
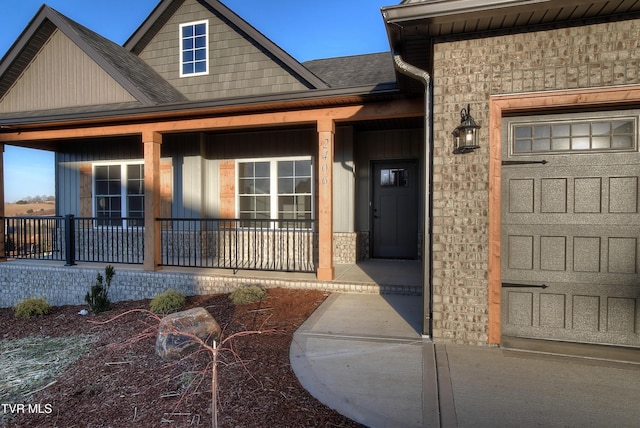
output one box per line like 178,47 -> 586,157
452,104 -> 480,154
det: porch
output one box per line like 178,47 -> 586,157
0,258 -> 422,309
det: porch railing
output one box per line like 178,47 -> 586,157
158,218 -> 318,272
3,216 -> 65,261
3,216 -> 318,273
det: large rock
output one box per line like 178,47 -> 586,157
155,307 -> 221,360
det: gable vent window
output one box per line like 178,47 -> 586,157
180,20 -> 208,77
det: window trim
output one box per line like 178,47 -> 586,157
179,20 -> 209,78
508,111 -> 639,156
92,161 -> 145,228
235,156 -> 314,227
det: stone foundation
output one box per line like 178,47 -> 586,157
0,261 -> 420,309
332,232 -> 370,264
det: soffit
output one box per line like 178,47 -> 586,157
384,0 -> 640,42
383,0 -> 640,92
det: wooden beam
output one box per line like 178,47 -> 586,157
143,131 -> 162,271
0,99 -> 423,144
0,143 -> 5,261
317,119 -> 335,281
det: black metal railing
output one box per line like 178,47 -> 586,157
158,218 -> 318,272
4,216 -> 318,273
3,216 -> 65,261
73,217 -> 145,264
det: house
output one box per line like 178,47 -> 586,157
0,0 -> 639,359
0,2 -> 424,316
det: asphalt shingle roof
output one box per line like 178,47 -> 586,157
303,52 -> 396,88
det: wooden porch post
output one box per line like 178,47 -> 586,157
0,143 -> 5,262
143,131 -> 162,271
317,119 -> 335,280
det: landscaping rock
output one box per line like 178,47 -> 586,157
155,307 -> 221,360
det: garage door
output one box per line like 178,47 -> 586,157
501,111 -> 640,349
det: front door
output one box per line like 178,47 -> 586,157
501,112 -> 640,349
372,161 -> 418,259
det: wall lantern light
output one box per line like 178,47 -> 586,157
452,104 -> 480,154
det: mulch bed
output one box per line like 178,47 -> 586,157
0,288 -> 364,427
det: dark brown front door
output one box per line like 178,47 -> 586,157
372,161 -> 418,259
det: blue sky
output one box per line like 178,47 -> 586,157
1,0 -> 391,202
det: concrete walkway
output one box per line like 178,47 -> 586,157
290,293 -> 640,427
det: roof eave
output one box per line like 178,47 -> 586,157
0,83 -> 402,128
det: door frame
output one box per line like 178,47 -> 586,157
370,159 -> 419,259
488,85 -> 640,344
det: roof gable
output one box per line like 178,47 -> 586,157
0,5 -> 186,113
125,0 -> 329,101
0,29 -> 137,114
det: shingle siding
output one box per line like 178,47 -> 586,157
138,0 -> 309,100
431,18 -> 640,345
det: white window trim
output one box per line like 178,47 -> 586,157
179,20 -> 209,78
92,161 -> 144,228
235,156 -> 314,224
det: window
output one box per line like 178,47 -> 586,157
180,20 -> 208,77
511,116 -> 637,154
238,158 -> 313,226
380,168 -> 409,187
94,163 -> 144,226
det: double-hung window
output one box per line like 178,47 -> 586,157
94,163 -> 144,227
180,20 -> 208,77
238,157 -> 313,227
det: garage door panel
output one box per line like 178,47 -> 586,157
502,112 -> 640,349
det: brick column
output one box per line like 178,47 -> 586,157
0,143 -> 5,262
317,119 -> 335,280
143,131 -> 162,271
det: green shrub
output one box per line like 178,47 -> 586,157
14,297 -> 51,319
150,289 -> 186,314
85,265 -> 115,314
228,285 -> 266,305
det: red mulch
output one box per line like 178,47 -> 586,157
0,289 -> 364,427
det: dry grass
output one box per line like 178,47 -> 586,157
0,335 -> 97,403
4,202 -> 55,217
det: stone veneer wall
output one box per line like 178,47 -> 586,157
431,19 -> 640,345
332,232 -> 370,264
0,261 -> 421,309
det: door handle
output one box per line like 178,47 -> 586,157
502,282 -> 548,289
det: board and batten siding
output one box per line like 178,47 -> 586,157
0,30 -> 136,113
56,138 -> 145,217
137,0 -> 309,101
354,128 -> 423,233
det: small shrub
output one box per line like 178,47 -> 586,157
150,289 -> 186,314
85,265 -> 115,314
228,285 -> 266,305
14,297 -> 51,319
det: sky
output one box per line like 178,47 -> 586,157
0,0 -> 392,202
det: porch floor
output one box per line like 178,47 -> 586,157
162,258 -> 423,293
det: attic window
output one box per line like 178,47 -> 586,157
179,20 -> 208,77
